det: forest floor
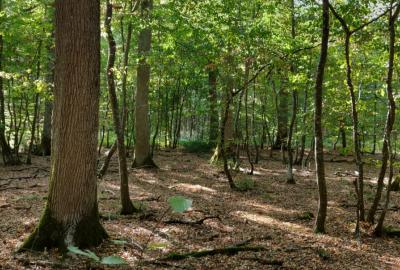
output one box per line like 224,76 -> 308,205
1,149 -> 400,269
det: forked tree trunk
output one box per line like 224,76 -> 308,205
104,1 -> 136,215
20,0 -> 107,250
133,0 -> 157,168
314,0 -> 329,234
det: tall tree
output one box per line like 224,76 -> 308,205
20,0 -> 107,250
207,62 -> 219,145
105,0 -> 137,215
133,0 -> 157,168
314,0 -> 330,234
368,1 -> 400,225
0,0 -> 18,165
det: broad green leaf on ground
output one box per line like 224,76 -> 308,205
168,196 -> 192,213
101,256 -> 127,265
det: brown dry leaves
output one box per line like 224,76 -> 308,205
1,151 -> 400,269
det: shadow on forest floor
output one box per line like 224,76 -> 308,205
0,149 -> 400,269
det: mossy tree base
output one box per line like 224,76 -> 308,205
132,156 -> 158,169
19,206 -> 107,252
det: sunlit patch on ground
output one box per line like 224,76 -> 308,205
1,150 -> 400,269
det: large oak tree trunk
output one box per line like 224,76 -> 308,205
20,0 -> 107,250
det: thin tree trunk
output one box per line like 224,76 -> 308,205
0,1 -> 18,165
27,40 -> 43,164
208,63 -> 219,145
329,5 -> 366,221
104,1 -> 136,214
314,0 -> 329,234
367,2 -> 400,225
244,59 -> 254,174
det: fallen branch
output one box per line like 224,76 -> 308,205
160,246 -> 266,261
164,216 -> 220,225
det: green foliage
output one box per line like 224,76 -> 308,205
100,256 -> 127,265
298,211 -> 314,221
67,246 -> 127,265
147,242 -> 169,250
180,140 -> 214,153
168,196 -> 192,213
317,248 -> 330,260
235,177 -> 255,192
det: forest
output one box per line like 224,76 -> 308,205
1,0 -> 400,269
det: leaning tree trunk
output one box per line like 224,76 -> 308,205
368,2 -> 399,225
104,1 -> 136,215
314,0 -> 329,234
20,0 -> 107,251
133,0 -> 157,168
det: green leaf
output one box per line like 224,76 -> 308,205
168,196 -> 192,213
111,239 -> 128,245
101,256 -> 127,265
147,242 -> 168,250
67,246 -> 100,262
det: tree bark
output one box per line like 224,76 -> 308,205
0,0 -> 18,165
329,3 -> 365,221
133,0 -> 157,168
20,0 -> 107,250
367,2 -> 400,225
27,41 -> 43,164
287,0 -> 297,184
314,0 -> 329,234
104,1 -> 136,215
208,63 -> 219,145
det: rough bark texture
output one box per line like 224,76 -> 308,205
105,1 -> 136,215
20,0 -> 107,251
133,0 -> 157,168
314,0 -> 329,234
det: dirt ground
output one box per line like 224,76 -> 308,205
0,149 -> 400,269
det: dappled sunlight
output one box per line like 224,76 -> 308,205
245,201 -> 303,215
238,167 -> 262,175
169,183 -> 217,194
232,210 -> 309,232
